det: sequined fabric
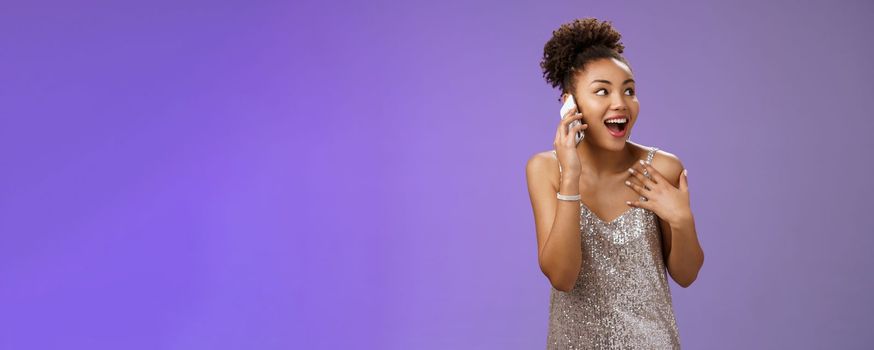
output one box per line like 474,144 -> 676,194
547,146 -> 681,349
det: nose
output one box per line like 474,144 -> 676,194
611,94 -> 629,111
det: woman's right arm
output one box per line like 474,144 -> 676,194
526,154 -> 583,293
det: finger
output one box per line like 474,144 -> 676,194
624,179 -> 650,195
554,122 -> 562,143
638,160 -> 668,184
562,113 -> 584,132
630,161 -> 658,185
557,112 -> 582,135
566,123 -> 587,145
556,120 -> 569,145
627,167 -> 657,189
563,117 -> 586,140
569,122 -> 589,136
679,168 -> 689,192
626,199 -> 650,210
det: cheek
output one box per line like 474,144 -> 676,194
579,100 -> 610,115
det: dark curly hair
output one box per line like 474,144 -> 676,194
540,18 -> 632,102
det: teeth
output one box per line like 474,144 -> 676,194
605,118 -> 627,124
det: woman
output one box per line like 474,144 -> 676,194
525,18 -> 704,349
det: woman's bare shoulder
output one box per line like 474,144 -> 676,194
525,150 -> 560,187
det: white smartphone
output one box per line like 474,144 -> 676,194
560,94 -> 584,145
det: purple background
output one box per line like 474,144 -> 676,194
2,0 -> 873,349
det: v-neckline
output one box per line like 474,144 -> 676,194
580,201 -> 637,225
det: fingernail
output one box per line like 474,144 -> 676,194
624,180 -> 631,186
684,169 -> 688,177
639,160 -> 645,165
628,168 -> 635,174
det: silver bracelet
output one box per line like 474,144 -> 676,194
556,192 -> 581,201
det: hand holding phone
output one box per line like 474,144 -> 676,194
553,93 -> 588,177
559,94 -> 585,145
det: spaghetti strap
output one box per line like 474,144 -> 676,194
552,150 -> 562,173
646,146 -> 660,165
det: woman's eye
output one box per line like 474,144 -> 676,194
595,88 -> 634,96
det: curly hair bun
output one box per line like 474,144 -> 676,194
540,18 -> 628,99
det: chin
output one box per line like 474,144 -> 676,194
609,140 -> 629,151
601,133 -> 630,150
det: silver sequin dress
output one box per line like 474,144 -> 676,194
547,146 -> 681,349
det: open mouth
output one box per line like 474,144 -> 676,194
604,118 -> 628,135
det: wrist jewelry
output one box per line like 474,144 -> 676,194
557,193 -> 581,201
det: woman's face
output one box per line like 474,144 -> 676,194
567,57 -> 639,150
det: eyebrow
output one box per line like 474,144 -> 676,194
589,79 -> 635,86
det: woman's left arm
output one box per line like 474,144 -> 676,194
624,155 -> 704,288
659,210 -> 703,287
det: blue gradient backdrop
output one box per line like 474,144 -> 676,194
2,0 -> 873,349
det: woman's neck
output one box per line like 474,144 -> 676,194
576,140 -> 636,179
